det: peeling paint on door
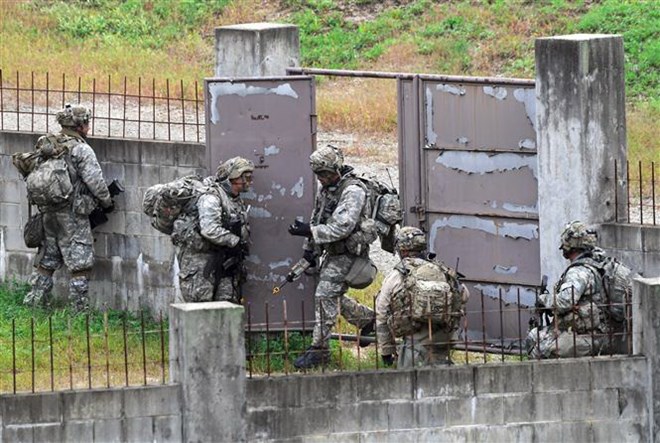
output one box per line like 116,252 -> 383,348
483,86 -> 508,100
435,151 -> 538,179
208,82 -> 299,124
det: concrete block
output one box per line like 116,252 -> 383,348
141,142 -> 175,166
123,188 -> 142,212
474,362 -> 532,394
328,404 -> 360,434
124,385 -> 181,418
355,370 -> 412,401
33,423 -> 65,443
531,392 -> 563,421
357,401 -> 389,432
6,250 -> 34,280
126,416 -> 154,443
246,377 -> 301,409
2,425 -> 33,443
106,234 -> 126,257
415,426 -> 470,442
502,393 -> 534,424
159,165 -> 182,184
446,396 -> 503,426
473,424 -> 535,443
214,23 -> 299,77
387,400 -> 415,431
1,391 -> 62,424
532,359 -> 591,392
123,164 -> 141,187
62,390 -> 123,420
154,415 -> 183,443
558,390 -> 593,421
124,213 -> 142,238
591,419 -> 649,442
4,226 -> 27,251
642,226 -> 660,254
0,203 -> 22,227
93,419 -> 122,443
0,179 -> 24,203
616,387 -> 649,420
589,356 -> 647,390
0,131 -> 41,155
92,232 -> 108,257
138,164 -> 161,187
175,144 -> 206,168
600,223 -> 643,251
96,211 -> 126,235
415,399 -> 447,428
123,235 -> 142,261
101,162 -> 125,183
362,429 -> 416,443
415,366 -> 474,398
63,419 -> 94,442
290,406 -> 331,437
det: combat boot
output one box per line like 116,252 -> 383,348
293,345 -> 330,369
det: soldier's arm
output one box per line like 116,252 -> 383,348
540,267 -> 591,314
198,193 -> 240,248
376,271 -> 401,357
311,184 -> 366,244
72,143 -> 112,207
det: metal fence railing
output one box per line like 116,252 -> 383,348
616,160 -> 659,226
0,70 -> 205,143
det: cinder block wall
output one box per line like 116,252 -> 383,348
247,357 -> 649,441
0,131 -> 207,314
0,385 -> 182,441
600,223 -> 660,278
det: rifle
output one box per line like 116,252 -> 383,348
529,274 -> 551,329
89,179 -> 125,229
272,255 -> 314,295
204,215 -> 248,296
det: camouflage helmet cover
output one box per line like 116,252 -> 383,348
559,220 -> 597,252
395,226 -> 427,252
216,156 -> 255,181
56,103 -> 92,128
310,145 -> 344,173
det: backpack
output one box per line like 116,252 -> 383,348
353,173 -> 402,253
12,134 -> 78,211
387,257 -> 464,337
570,254 -> 634,323
142,175 -> 205,235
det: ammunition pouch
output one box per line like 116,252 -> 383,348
345,256 -> 377,289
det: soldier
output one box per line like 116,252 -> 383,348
172,157 -> 254,304
527,221 -> 627,358
376,227 -> 468,368
288,145 -> 376,369
24,104 -> 114,311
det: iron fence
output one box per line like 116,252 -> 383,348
0,70 -> 205,143
616,160 -> 659,225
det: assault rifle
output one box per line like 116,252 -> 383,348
272,255 -> 314,295
89,179 -> 125,229
529,274 -> 552,329
204,217 -> 249,296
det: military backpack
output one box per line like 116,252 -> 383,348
388,257 -> 464,337
568,254 -> 634,323
12,133 -> 78,211
142,175 -> 205,235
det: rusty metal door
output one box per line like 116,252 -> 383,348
398,75 -> 539,342
205,76 -> 317,330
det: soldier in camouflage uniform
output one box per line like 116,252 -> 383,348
527,221 -> 609,358
289,145 -> 376,369
172,157 -> 254,304
376,227 -> 469,368
24,104 -> 114,311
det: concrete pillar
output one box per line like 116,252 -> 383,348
170,302 -> 246,442
633,277 -> 660,440
536,34 -> 627,283
214,23 -> 300,77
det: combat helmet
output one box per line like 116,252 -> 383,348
310,145 -> 343,174
216,156 -> 255,181
559,220 -> 597,252
56,103 -> 92,128
395,226 -> 427,253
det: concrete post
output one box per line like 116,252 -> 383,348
535,34 -> 627,284
214,23 -> 300,77
170,302 -> 246,442
633,277 -> 660,440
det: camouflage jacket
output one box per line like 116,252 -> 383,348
305,167 -> 374,256
375,267 -> 404,356
540,249 -> 607,333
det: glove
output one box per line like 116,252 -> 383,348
381,354 -> 395,367
303,249 -> 316,267
102,200 -> 115,214
288,219 -> 312,238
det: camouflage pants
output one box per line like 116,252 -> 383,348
398,325 -> 453,369
527,325 -> 607,359
312,254 -> 375,348
177,247 -> 242,303
24,209 -> 94,310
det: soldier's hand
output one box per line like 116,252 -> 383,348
103,200 -> 115,213
288,219 -> 312,238
302,249 -> 316,267
381,354 -> 395,367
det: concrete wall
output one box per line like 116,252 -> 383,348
247,358 -> 649,441
215,23 -> 300,77
0,131 -> 207,314
600,223 -> 660,278
536,35 -> 627,285
0,385 -> 182,442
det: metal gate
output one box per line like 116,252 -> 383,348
398,75 -> 539,341
205,76 -> 317,329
